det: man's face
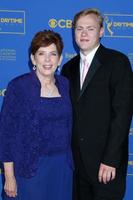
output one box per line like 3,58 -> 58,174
75,14 -> 104,55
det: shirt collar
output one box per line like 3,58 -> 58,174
80,44 -> 100,65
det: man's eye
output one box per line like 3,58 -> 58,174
88,28 -> 94,31
76,28 -> 83,31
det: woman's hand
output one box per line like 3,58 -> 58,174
4,175 -> 17,197
4,162 -> 17,197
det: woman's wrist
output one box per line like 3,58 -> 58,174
5,174 -> 15,179
4,162 -> 15,179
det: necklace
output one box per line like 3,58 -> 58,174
45,85 -> 56,97
41,84 -> 57,97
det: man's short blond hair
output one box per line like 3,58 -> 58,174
73,8 -> 104,28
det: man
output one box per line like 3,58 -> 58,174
61,8 -> 133,200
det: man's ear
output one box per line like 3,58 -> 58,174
100,27 -> 104,38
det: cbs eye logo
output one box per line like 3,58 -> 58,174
48,19 -> 57,28
48,18 -> 72,28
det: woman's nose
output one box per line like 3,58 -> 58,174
45,54 -> 50,62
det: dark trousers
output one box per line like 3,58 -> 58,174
73,149 -> 126,200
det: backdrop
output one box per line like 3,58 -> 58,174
0,0 -> 133,199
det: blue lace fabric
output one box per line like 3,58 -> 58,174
0,71 -> 73,178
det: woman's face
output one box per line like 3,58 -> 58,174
31,43 -> 62,79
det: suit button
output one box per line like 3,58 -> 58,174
80,137 -> 84,141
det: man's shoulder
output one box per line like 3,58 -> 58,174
61,54 -> 80,76
101,45 -> 128,60
99,45 -> 132,73
63,54 -> 80,67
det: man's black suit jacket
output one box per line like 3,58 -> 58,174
61,44 -> 133,182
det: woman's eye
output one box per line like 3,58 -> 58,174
50,52 -> 58,56
38,52 -> 44,55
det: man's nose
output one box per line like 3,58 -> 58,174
81,29 -> 88,35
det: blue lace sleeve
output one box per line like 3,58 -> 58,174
0,81 -> 18,162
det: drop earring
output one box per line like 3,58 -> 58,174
33,65 -> 36,71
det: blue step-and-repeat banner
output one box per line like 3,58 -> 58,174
0,0 -> 133,199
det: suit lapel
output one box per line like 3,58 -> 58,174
71,56 -> 81,101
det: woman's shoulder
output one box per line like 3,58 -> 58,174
56,74 -> 69,85
5,72 -> 32,97
55,75 -> 70,95
8,72 -> 31,87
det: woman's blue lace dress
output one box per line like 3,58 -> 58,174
0,71 -> 73,200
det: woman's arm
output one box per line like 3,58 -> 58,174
4,162 -> 17,197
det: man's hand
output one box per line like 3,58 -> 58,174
98,163 -> 116,184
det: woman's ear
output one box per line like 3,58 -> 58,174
30,54 -> 36,65
58,54 -> 63,66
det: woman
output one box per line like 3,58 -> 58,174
0,30 -> 73,200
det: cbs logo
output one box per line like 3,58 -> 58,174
0,89 -> 6,96
48,18 -> 72,28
